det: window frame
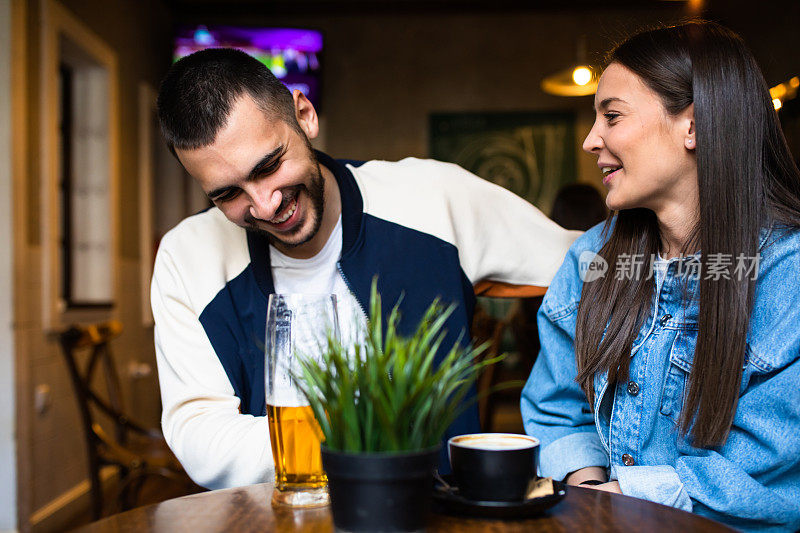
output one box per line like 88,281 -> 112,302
40,0 -> 119,327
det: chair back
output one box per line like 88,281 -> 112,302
58,321 -> 193,520
58,321 -> 132,447
471,305 -> 508,431
472,298 -> 543,432
59,321 -> 129,518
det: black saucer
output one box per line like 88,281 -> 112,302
431,474 -> 567,520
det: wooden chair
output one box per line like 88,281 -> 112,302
472,298 -> 544,432
58,321 -> 192,519
471,305 -> 509,431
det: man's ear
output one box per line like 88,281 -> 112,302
293,90 -> 319,140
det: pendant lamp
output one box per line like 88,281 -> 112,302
541,36 -> 599,97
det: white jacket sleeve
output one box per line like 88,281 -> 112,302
352,158 -> 581,293
435,162 -> 582,292
151,245 -> 274,489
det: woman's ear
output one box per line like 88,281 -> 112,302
682,103 -> 696,151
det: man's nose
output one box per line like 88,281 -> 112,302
248,186 -> 283,221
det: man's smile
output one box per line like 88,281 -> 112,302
268,189 -> 299,225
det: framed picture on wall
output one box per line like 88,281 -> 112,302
429,111 -> 576,214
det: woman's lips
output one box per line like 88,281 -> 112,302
601,166 -> 621,185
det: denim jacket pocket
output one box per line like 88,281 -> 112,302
659,330 -> 696,424
660,331 -> 763,425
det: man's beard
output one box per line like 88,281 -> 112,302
244,156 -> 326,250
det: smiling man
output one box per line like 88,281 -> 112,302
152,48 -> 579,490
173,94 -> 337,259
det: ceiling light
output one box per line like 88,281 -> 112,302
542,65 -> 598,96
770,75 -> 799,112
572,67 -> 592,86
541,36 -> 599,97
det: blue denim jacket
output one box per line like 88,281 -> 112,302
521,222 -> 800,532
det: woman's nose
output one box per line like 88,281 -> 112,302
582,122 -> 604,154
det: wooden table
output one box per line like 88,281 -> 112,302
75,482 -> 735,532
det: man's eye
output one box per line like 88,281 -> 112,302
215,189 -> 241,202
260,160 -> 282,176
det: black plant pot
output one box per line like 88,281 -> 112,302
321,445 -> 440,533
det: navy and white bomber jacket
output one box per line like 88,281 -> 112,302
151,151 -> 580,489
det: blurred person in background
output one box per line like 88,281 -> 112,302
550,183 -> 608,232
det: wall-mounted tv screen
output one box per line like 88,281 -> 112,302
173,25 -> 323,109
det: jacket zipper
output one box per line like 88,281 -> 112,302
336,261 -> 369,324
336,262 -> 377,381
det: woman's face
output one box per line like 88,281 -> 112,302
583,63 -> 697,213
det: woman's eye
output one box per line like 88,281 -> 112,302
604,112 -> 621,123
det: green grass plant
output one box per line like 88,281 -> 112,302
294,280 -> 504,453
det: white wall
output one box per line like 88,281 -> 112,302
0,0 -> 18,530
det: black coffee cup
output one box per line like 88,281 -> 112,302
448,433 -> 539,502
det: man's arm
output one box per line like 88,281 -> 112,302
151,245 -> 274,489
349,158 -> 581,292
435,161 -> 582,292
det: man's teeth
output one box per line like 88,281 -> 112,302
270,197 -> 297,224
602,166 -> 622,176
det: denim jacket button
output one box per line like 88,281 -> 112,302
659,314 -> 672,326
621,453 -> 635,466
627,381 -> 640,396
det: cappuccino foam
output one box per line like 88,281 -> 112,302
451,434 -> 538,451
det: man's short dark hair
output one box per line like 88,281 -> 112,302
157,48 -> 299,155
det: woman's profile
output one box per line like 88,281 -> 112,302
522,21 -> 800,532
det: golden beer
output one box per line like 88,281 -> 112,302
266,293 -> 337,507
267,404 -> 327,490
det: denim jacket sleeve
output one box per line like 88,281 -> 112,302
613,465 -> 692,510
674,353 -> 800,532
521,225 -> 610,481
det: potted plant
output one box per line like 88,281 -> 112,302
295,281 -> 502,532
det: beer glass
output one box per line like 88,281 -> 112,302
265,294 -> 338,508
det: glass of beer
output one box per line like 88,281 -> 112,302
265,294 -> 337,508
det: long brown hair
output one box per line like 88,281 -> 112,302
575,22 -> 800,447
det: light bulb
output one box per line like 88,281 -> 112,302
572,67 -> 592,86
773,98 -> 783,111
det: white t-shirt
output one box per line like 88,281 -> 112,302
269,215 -> 367,348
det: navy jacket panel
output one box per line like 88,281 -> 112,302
198,263 -> 269,418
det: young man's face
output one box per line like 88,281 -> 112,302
176,95 -> 326,252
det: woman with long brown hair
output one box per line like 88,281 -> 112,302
521,21 -> 800,531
